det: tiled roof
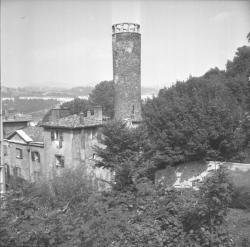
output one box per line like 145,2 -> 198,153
42,114 -> 103,129
22,126 -> 44,142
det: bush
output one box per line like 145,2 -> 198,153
182,166 -> 235,247
231,186 -> 250,210
0,167 -> 95,247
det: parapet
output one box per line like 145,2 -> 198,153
112,23 -> 140,34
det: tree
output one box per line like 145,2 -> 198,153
60,80 -> 115,118
61,98 -> 91,115
95,121 -> 154,190
183,166 -> 234,247
143,75 -> 240,168
89,80 -> 115,118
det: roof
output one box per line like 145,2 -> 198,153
6,126 -> 44,143
41,114 -> 103,129
22,126 -> 44,142
16,130 -> 33,142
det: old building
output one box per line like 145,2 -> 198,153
41,106 -> 110,187
112,23 -> 142,124
4,126 -> 44,183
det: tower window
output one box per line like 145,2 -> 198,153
132,105 -> 135,114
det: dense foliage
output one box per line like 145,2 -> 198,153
0,133 -> 235,247
61,80 -> 115,118
88,80 -> 115,118
143,45 -> 250,167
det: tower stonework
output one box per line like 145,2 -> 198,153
112,23 -> 142,123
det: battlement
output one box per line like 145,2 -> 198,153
112,23 -> 140,34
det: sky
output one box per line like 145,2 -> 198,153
1,0 -> 250,89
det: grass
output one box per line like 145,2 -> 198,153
227,208 -> 250,246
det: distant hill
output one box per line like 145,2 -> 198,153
2,86 -> 159,98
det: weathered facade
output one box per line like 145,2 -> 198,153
112,23 -> 142,123
41,107 -> 111,188
4,127 -> 44,183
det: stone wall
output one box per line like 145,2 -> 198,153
155,161 -> 250,190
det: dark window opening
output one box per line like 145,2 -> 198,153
31,151 -> 40,162
16,148 -> 23,159
55,155 -> 65,168
51,130 -> 63,141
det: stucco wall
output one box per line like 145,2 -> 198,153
43,127 -> 111,189
44,129 -> 77,177
4,141 -> 44,182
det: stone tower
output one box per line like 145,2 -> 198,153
112,23 -> 142,123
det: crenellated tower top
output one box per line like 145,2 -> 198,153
112,23 -> 140,34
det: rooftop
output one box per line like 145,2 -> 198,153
41,114 -> 104,129
22,126 -> 44,142
6,126 -> 44,143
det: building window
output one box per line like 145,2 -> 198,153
89,130 -> 93,140
51,130 -> 58,140
132,105 -> 135,114
3,145 -> 7,156
51,130 -> 63,141
51,130 -> 63,148
16,148 -> 23,159
55,155 -> 65,168
13,167 -> 21,177
31,151 -> 40,162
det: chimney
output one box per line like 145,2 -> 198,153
80,112 -> 85,124
94,106 -> 102,122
